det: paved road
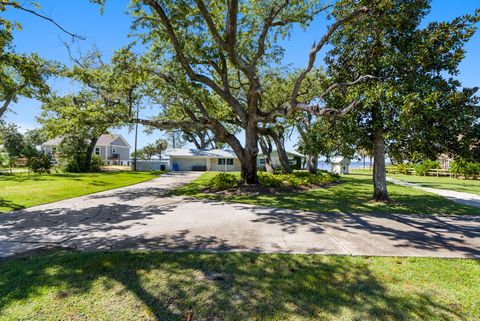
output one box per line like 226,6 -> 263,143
387,177 -> 480,208
1,171 -> 479,258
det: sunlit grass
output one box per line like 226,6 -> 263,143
0,171 -> 161,213
0,250 -> 478,320
176,172 -> 479,215
387,173 -> 480,195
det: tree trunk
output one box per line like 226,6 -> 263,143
241,121 -> 259,184
372,126 -> 389,202
259,136 -> 274,174
271,132 -> 291,174
0,95 -> 13,119
306,154 -> 318,173
84,137 -> 99,172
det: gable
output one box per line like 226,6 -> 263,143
111,136 -> 130,148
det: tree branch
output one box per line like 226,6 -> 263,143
4,1 -> 85,41
144,0 -> 247,123
291,6 -> 369,108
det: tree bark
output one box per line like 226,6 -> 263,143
242,121 -> 259,184
259,136 -> 274,174
306,154 -> 318,173
271,131 -> 291,174
85,137 -> 99,172
0,95 -> 13,119
372,126 -> 389,202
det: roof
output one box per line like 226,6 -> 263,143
257,150 -> 305,158
286,150 -> 305,158
330,156 -> 350,164
42,134 -> 131,148
167,148 -> 237,158
43,137 -> 63,146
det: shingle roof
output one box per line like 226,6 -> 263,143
167,149 -> 237,158
42,134 -> 126,147
96,134 -> 121,146
42,137 -> 63,146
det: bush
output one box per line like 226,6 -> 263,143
415,160 -> 439,176
209,172 -> 239,190
27,153 -> 52,174
395,163 -> 411,175
0,152 -> 9,167
258,170 -> 339,188
450,160 -> 480,179
91,155 -> 105,172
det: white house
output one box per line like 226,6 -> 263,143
168,149 -> 241,171
330,156 -> 350,174
43,134 -> 131,163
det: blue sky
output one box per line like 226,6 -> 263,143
3,0 -> 480,151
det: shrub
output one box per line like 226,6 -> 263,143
91,155 -> 105,172
395,163 -> 411,175
415,160 -> 439,176
27,153 -> 52,174
258,172 -> 286,187
258,171 -> 339,188
209,172 -> 239,190
0,152 -> 9,167
450,160 -> 480,179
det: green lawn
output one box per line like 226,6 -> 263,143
387,173 -> 480,195
0,171 -> 161,213
0,250 -> 478,320
175,172 -> 479,215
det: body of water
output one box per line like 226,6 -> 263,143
317,160 -> 390,170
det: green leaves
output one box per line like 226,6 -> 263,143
325,0 -> 480,162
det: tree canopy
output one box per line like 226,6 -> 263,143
90,0 -> 373,183
324,0 -> 480,200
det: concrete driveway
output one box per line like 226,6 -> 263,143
1,171 -> 479,258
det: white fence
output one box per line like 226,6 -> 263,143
132,160 -> 170,171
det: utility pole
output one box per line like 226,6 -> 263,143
133,106 -> 139,171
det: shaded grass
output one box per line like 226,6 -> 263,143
0,171 -> 161,213
0,250 -> 478,320
176,172 -> 479,215
387,173 -> 480,196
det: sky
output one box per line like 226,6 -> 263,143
3,0 -> 480,152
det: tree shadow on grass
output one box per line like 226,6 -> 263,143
0,198 -> 25,212
0,250 -> 470,320
226,175 -> 479,216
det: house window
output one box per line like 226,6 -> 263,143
259,158 -> 265,165
218,158 -> 226,165
227,159 -> 234,165
112,147 -> 116,154
95,147 -> 100,155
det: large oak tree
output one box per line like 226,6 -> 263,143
93,0 -> 372,184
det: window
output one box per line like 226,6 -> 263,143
259,158 -> 265,165
218,158 -> 226,165
112,147 -> 116,154
227,159 -> 234,165
95,147 -> 100,155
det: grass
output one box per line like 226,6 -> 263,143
0,171 -> 161,213
387,173 -> 480,196
175,172 -> 479,215
0,250 -> 478,320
